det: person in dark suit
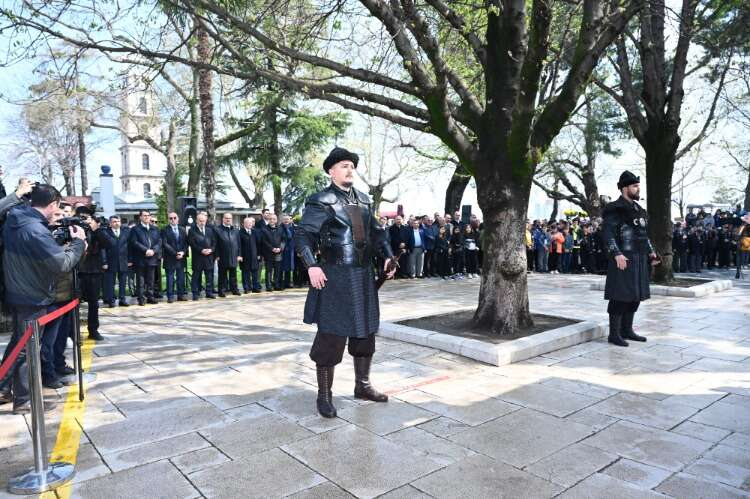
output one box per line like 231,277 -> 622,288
388,216 -> 409,277
239,216 -> 261,293
280,214 -> 296,289
187,211 -> 217,300
256,208 -> 270,230
215,212 -> 241,296
162,212 -> 189,302
102,215 -> 132,307
151,214 -> 164,299
128,209 -> 162,305
261,213 -> 286,291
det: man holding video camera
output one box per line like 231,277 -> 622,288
0,184 -> 86,413
75,206 -> 114,341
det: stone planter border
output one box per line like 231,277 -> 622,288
589,279 -> 732,298
378,307 -> 605,366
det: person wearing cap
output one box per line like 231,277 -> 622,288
602,171 -> 659,347
295,147 -> 396,418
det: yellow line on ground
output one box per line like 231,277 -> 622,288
39,332 -> 95,499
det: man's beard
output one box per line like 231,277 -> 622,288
631,192 -> 640,201
340,179 -> 354,188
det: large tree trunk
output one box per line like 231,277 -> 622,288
369,185 -> 385,214
645,137 -> 678,284
549,177 -> 560,221
165,119 -> 177,213
187,67 -> 201,198
581,161 -> 602,218
444,164 -> 471,215
473,166 -> 533,335
62,164 -> 75,196
196,24 -> 216,221
77,127 -> 87,195
268,103 -> 283,218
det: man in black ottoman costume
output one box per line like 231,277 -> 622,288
296,147 -> 396,418
603,171 -> 660,347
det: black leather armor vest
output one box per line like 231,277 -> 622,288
296,184 -> 392,267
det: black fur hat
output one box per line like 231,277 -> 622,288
617,170 -> 640,190
323,147 -> 359,173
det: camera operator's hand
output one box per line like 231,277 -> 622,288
88,218 -> 100,232
15,178 -> 33,198
69,226 -> 86,242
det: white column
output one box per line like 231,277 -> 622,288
99,165 -> 115,217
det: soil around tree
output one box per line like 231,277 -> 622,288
656,278 -> 714,288
396,311 -> 579,344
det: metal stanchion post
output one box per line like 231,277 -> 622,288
8,320 -> 75,494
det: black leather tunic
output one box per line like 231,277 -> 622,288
296,183 -> 393,268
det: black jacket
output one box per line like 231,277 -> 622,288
79,228 -> 115,274
388,223 -> 410,255
215,224 -> 241,268
187,224 -> 216,271
240,227 -> 260,271
129,223 -> 163,267
261,225 -> 286,262
103,226 -> 131,272
162,225 -> 189,269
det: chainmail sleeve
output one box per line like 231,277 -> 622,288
602,207 -> 622,257
296,199 -> 328,268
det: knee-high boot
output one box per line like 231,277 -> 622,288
608,314 -> 628,347
353,356 -> 388,402
315,365 -> 336,418
621,312 -> 646,342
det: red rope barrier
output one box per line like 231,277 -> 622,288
0,299 -> 79,381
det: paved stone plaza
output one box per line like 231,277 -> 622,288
1,272 -> 749,498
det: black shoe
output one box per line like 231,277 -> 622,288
232,291 -> 241,296
56,364 -> 75,376
43,378 -> 64,389
206,294 -> 216,299
621,312 -> 647,342
138,300 -> 145,306
315,365 -> 337,418
147,298 -> 159,304
353,356 -> 388,402
13,400 -> 57,414
107,302 -> 116,308
88,331 -> 105,341
218,293 -> 227,298
193,295 -> 200,301
0,390 -> 11,405
119,300 -> 129,307
607,314 -> 628,347
252,289 -> 261,294
167,297 -> 175,303
178,295 -> 188,302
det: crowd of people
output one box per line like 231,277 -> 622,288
672,207 -> 750,277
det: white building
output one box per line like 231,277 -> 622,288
119,77 -> 166,200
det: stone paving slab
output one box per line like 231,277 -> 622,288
411,454 -> 563,498
3,274 -> 750,498
69,460 -> 199,499
282,425 -> 443,498
190,448 -> 326,498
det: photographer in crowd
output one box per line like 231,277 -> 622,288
75,206 -> 114,341
0,184 -> 86,413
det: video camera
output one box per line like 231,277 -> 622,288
51,215 -> 109,245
